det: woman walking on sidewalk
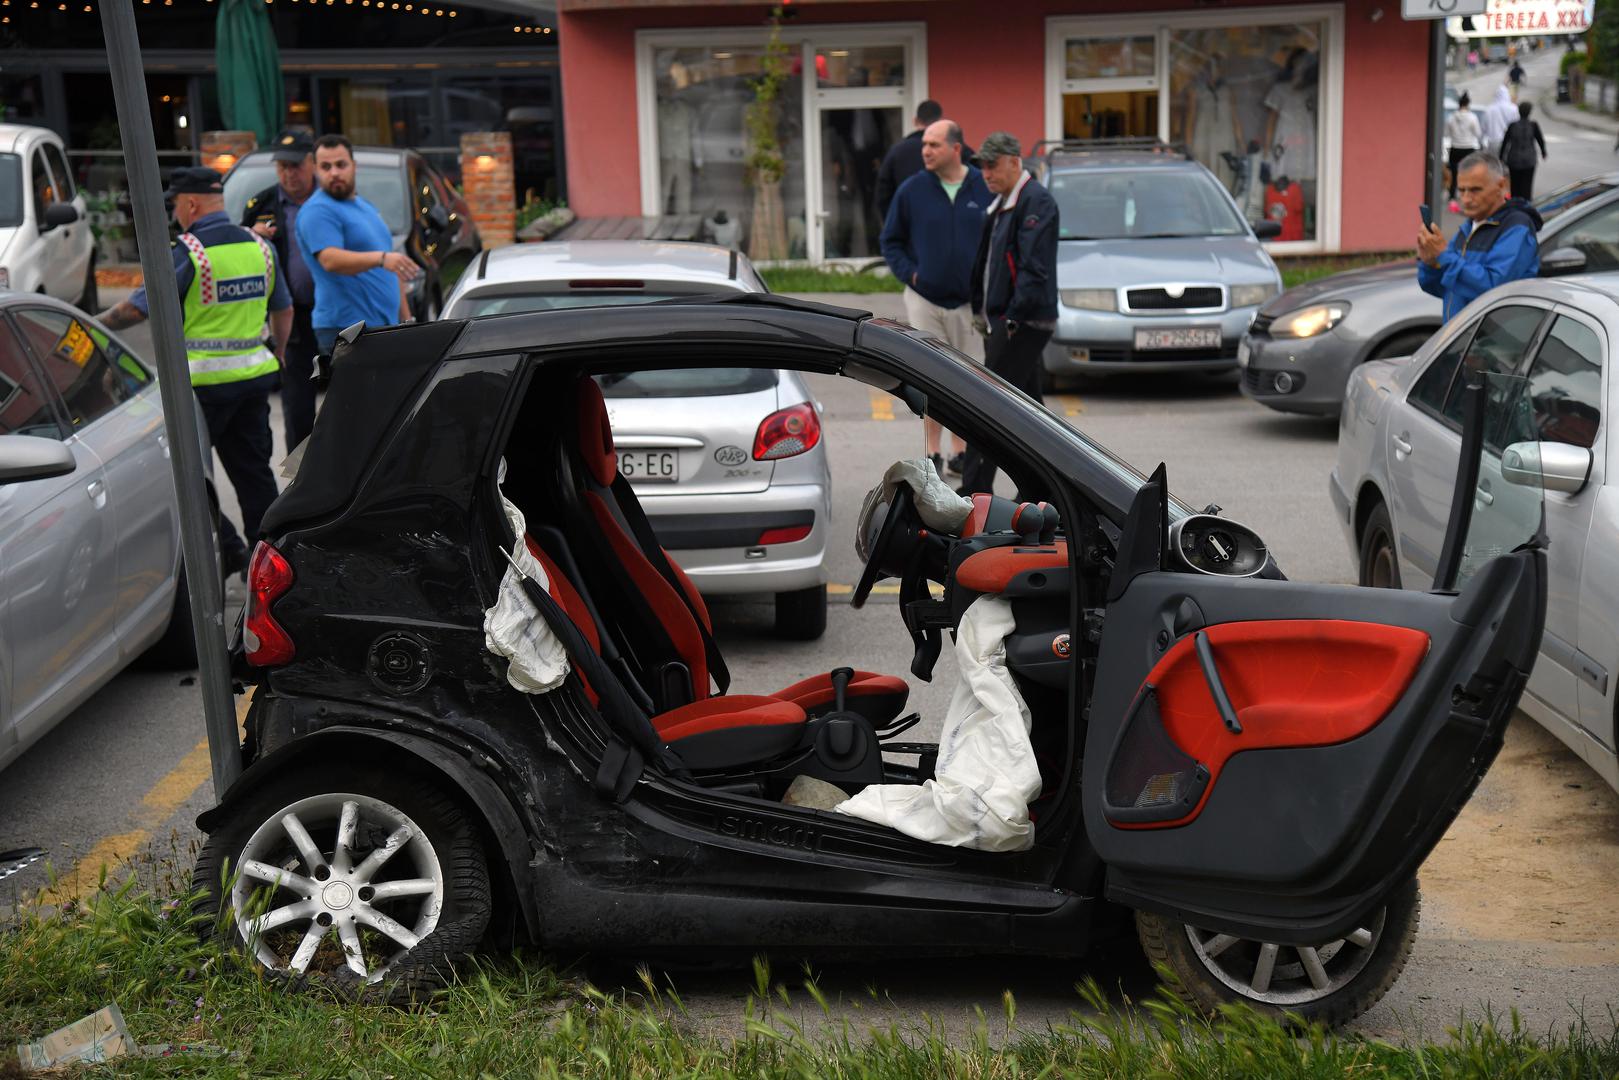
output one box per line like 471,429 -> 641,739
1501,102 -> 1548,200
1445,93 -> 1483,212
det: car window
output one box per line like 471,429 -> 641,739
1501,315 -> 1603,450
1410,323 -> 1474,418
1048,168 -> 1247,240
13,308 -> 135,431
1440,304 -> 1546,429
0,321 -> 64,438
0,153 -> 22,228
1534,179 -> 1614,218
413,162 -> 444,221
30,148 -> 57,223
1545,200 -> 1619,273
594,368 -> 776,399
42,143 -> 74,202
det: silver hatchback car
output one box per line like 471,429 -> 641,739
1331,276 -> 1618,794
0,294 -> 214,773
442,241 -> 832,639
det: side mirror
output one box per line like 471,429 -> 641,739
43,201 -> 79,229
1251,219 -> 1283,240
427,204 -> 450,232
1501,439 -> 1592,494
1540,246 -> 1587,277
0,434 -> 76,484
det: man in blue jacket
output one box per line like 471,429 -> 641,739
1418,151 -> 1541,323
881,119 -> 991,478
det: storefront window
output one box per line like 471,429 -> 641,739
653,45 -> 807,258
815,45 -> 904,88
1066,36 -> 1155,80
1169,24 -> 1323,241
0,75 -> 47,125
441,75 -> 563,203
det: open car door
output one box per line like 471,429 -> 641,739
1082,373 -> 1547,945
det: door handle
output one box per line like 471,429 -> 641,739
1194,631 -> 1243,734
1475,484 -> 1494,507
86,478 -> 106,508
1392,433 -> 1414,458
157,432 -> 170,458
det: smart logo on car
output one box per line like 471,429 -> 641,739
714,445 -> 748,466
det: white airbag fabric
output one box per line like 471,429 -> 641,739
484,495 -> 570,694
855,458 -> 973,561
835,595 -> 1039,851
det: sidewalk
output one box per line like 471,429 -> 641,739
1535,83 -> 1619,139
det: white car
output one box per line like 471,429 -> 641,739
0,124 -> 96,309
442,240 -> 832,639
1331,276 -> 1618,794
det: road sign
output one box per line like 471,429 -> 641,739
1403,0 -> 1487,18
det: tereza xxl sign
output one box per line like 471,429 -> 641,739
1448,0 -> 1594,35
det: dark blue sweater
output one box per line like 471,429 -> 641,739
879,167 -> 991,310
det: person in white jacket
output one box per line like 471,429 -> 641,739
1445,92 -> 1483,212
1480,85 -> 1516,156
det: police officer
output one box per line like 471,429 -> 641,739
241,130 -> 319,451
101,167 -> 293,574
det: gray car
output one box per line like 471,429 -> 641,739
1029,144 -> 1283,382
0,293 -> 215,773
1331,275 -> 1617,794
442,240 -> 832,639
1242,174 -> 1619,416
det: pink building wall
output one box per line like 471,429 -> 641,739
558,0 -> 1429,252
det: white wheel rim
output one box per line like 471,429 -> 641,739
231,792 -> 445,983
1184,907 -> 1387,1007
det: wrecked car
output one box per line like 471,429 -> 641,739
195,295 -> 1546,1028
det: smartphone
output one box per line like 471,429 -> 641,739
1419,203 -> 1434,230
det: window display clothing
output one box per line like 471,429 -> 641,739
1185,70 -> 1239,190
657,97 -> 702,215
1263,78 -> 1316,182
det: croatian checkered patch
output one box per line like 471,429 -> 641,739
179,230 -> 277,305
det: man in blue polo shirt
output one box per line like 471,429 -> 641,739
295,134 -> 420,352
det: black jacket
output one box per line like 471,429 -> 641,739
971,172 -> 1060,325
1500,119 -> 1547,170
240,183 -> 314,310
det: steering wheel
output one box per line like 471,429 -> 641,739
852,483 -> 916,609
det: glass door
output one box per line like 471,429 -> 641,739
803,40 -> 911,263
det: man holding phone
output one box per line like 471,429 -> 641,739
1416,150 -> 1541,323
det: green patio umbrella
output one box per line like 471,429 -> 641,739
215,0 -> 284,146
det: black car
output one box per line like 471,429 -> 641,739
194,296 -> 1544,1028
222,147 -> 482,322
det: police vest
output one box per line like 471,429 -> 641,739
178,230 -> 280,386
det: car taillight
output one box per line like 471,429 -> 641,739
758,523 -> 812,545
243,541 -> 295,666
753,402 -> 820,461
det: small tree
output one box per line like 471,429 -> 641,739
744,5 -> 792,262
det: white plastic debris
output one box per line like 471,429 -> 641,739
483,494 -> 570,694
836,595 -> 1040,852
855,458 -> 973,563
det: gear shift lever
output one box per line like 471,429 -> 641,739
829,666 -> 854,713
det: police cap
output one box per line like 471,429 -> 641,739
163,167 -> 225,198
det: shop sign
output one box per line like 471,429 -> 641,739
1446,0 -> 1594,35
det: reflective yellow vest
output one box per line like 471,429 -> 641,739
178,230 -> 280,387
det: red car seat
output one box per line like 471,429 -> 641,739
567,376 -> 909,723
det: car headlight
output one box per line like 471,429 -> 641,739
1060,288 -> 1116,312
1231,282 -> 1279,308
1270,303 -> 1350,338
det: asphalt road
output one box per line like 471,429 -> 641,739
6,140 -> 1619,1036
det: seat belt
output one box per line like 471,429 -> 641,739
610,473 -> 732,695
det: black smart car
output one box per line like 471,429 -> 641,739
196,295 -> 1544,1028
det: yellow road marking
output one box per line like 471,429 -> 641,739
827,582 -> 943,598
36,689 -> 254,908
1052,394 -> 1085,417
869,391 -> 896,421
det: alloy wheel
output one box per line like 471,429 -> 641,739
230,792 -> 445,983
1183,907 -> 1387,1007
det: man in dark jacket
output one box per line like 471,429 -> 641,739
880,119 -> 991,477
874,100 -> 941,226
240,130 -> 320,450
1417,150 -> 1541,323
960,131 -> 1059,497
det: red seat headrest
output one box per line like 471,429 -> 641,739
576,377 -> 617,487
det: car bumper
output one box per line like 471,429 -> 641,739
638,482 -> 829,595
1043,307 -> 1259,375
1237,329 -> 1358,415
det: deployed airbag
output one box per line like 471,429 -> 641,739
835,595 -> 1040,851
484,495 -> 570,694
856,458 -> 972,561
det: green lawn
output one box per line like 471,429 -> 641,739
3,881 -> 1615,1079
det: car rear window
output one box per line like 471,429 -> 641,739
594,368 -> 776,399
457,291 -> 690,317
1534,180 -> 1614,217
0,154 -> 22,228
1049,168 -> 1247,240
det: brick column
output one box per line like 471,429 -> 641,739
460,132 -> 516,249
199,131 -> 258,174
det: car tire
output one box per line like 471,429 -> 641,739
1135,876 -> 1421,1029
1367,330 -> 1433,363
775,583 -> 828,640
78,254 -> 98,313
1358,501 -> 1402,590
195,763 -> 491,1004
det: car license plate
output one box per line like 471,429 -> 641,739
617,450 -> 678,483
1237,340 -> 1251,368
1134,327 -> 1222,351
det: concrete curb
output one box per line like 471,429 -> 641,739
1535,85 -> 1619,138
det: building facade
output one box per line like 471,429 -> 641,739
558,0 -> 1431,258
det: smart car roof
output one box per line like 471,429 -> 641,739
469,241 -> 742,289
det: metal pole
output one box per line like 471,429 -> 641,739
100,0 -> 243,795
1426,20 -> 1448,216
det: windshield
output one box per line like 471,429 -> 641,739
1050,168 -> 1248,240
0,154 -> 22,229
1534,179 -> 1614,218
223,154 -> 409,235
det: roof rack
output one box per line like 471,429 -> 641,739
1030,138 -> 1192,160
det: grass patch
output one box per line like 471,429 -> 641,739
4,882 -> 1617,1078
1277,253 -> 1410,291
761,266 -> 903,294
